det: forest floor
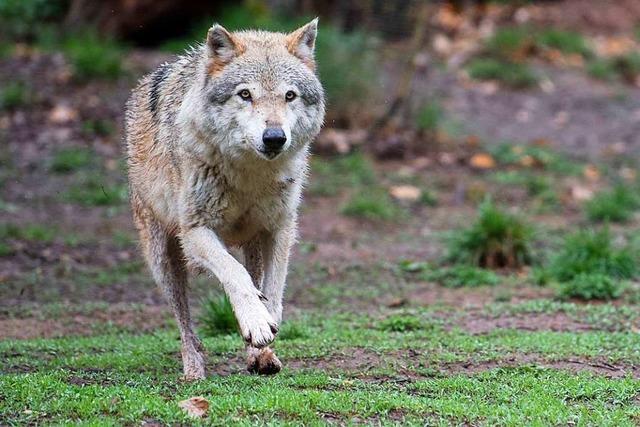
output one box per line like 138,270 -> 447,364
2,16 -> 640,424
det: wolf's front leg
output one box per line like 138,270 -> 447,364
245,226 -> 295,374
181,227 -> 278,347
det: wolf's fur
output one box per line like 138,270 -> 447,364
125,20 -> 325,379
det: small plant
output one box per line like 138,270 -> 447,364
416,101 -> 442,132
50,147 -> 92,173
199,294 -> 237,337
64,174 -> 128,206
467,58 -> 538,88
536,29 -> 591,56
587,59 -> 618,81
547,228 -> 637,282
0,82 -> 29,110
585,185 -> 639,223
278,320 -> 311,340
63,32 -> 124,80
446,199 -> 533,268
341,188 -> 400,221
588,53 -> 640,84
558,273 -> 623,301
378,314 -> 422,332
82,119 -> 114,137
488,142 -> 580,174
0,223 -> 56,243
486,27 -> 533,60
309,152 -> 376,196
422,265 -> 501,288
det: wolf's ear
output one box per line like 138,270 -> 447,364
206,24 -> 244,73
286,18 -> 318,70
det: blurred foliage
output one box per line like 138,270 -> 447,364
536,29 -> 591,57
0,0 -> 68,41
341,187 -> 401,221
199,293 -> 237,337
585,185 -> 639,223
467,58 -> 538,88
0,82 -> 30,110
62,32 -> 125,80
416,101 -> 442,132
50,147 -> 93,174
309,152 -> 376,196
558,273 -> 623,301
547,228 -> 637,283
446,198 -> 533,269
64,174 -> 128,206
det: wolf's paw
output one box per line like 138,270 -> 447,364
236,297 -> 278,348
181,342 -> 206,381
247,347 -> 282,375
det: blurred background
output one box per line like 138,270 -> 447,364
2,0 -> 640,339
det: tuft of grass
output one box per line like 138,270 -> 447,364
63,32 -> 124,81
64,174 -> 128,206
341,188 -> 401,221
488,142 -> 580,174
0,223 -> 56,243
279,320 -> 312,340
378,313 -> 423,332
536,29 -> 591,56
588,53 -> 640,83
422,265 -> 501,288
0,0 -> 67,41
486,27 -> 533,60
0,82 -> 29,110
82,119 -> 114,137
587,58 -> 618,81
50,147 -> 92,173
585,185 -> 639,223
558,273 -> 623,301
467,58 -> 538,88
416,101 -> 442,132
446,199 -> 533,269
309,152 -> 376,196
198,294 -> 237,337
547,228 -> 637,282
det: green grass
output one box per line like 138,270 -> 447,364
422,265 -> 501,288
415,101 -> 442,132
82,119 -> 115,137
445,199 -> 533,268
3,311 -> 640,424
50,147 -> 93,173
536,29 -> 591,56
198,294 -> 237,337
0,0 -> 67,41
588,53 -> 640,83
558,273 -> 624,301
63,174 -> 128,206
0,81 -> 30,110
467,58 -> 538,88
488,142 -> 581,174
585,185 -> 639,223
309,152 -> 376,196
547,228 -> 638,283
0,222 -> 57,243
63,32 -> 125,81
341,188 -> 401,221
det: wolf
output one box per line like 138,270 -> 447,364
125,19 -> 325,380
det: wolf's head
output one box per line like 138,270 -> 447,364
190,19 -> 325,162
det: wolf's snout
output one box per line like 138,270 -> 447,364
262,128 -> 287,151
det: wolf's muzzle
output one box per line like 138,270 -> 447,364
262,128 -> 287,152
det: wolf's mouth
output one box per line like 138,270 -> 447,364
258,149 -> 281,160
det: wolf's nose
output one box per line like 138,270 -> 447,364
262,128 -> 287,150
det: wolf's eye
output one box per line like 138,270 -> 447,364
285,91 -> 297,102
238,89 -> 252,101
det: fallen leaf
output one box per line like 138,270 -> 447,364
569,184 -> 594,202
469,153 -> 496,169
583,164 -> 600,182
49,104 -> 78,124
178,396 -> 209,419
389,185 -> 421,202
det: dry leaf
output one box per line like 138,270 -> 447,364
583,164 -> 600,182
49,104 -> 78,124
469,153 -> 496,169
178,396 -> 209,419
569,184 -> 594,202
389,185 -> 421,202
